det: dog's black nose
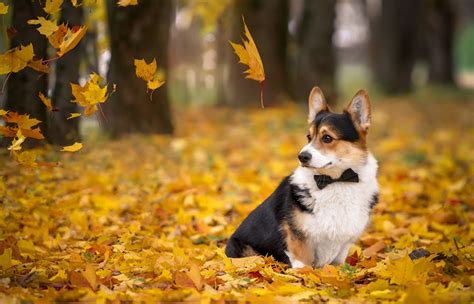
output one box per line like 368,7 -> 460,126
298,151 -> 312,164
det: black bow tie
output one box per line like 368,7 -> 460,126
314,168 -> 359,189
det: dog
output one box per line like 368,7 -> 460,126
225,87 -> 379,268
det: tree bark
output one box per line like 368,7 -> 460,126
4,0 -> 48,146
369,0 -> 422,94
220,0 -> 289,107
104,0 -> 173,136
293,0 -> 336,102
47,1 -> 84,146
424,0 -> 455,84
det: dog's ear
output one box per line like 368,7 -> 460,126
308,87 -> 329,123
346,90 -> 371,132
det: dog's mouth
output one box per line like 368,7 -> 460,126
301,162 -> 332,169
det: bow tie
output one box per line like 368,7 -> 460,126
314,168 -> 359,190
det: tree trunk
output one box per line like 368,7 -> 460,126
293,0 -> 336,102
47,1 -> 84,146
368,0 -> 422,94
424,0 -> 455,85
104,0 -> 173,136
220,0 -> 289,107
4,0 -> 48,146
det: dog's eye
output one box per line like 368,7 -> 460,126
322,134 -> 333,144
306,134 -> 311,142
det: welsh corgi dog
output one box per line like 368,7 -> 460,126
225,87 -> 379,268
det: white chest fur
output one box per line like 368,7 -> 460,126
288,154 -> 379,268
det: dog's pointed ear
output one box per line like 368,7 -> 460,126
346,90 -> 371,132
308,87 -> 329,123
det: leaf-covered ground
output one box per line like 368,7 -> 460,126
0,97 -> 473,302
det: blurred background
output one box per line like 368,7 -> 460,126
0,0 -> 473,143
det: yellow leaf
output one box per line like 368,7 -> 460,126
134,58 -> 156,82
27,59 -> 49,73
117,0 -> 138,7
71,72 -> 110,116
0,109 -> 6,116
0,176 -> 5,196
61,142 -> 83,152
83,264 -> 98,290
0,44 -> 35,74
135,58 -> 165,92
8,130 -> 26,151
0,2 -> 8,15
67,113 -> 81,120
147,77 -> 165,91
0,248 -> 12,270
38,92 -> 53,111
50,269 -> 68,282
57,26 -> 87,57
13,151 -> 38,168
230,17 -> 265,107
27,17 -> 59,36
43,0 -> 64,14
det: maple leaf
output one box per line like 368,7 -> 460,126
57,25 -> 87,57
61,142 -> 83,152
0,2 -> 8,15
71,72 -> 110,116
28,17 -> 59,36
230,17 -> 265,107
134,58 -> 165,92
38,92 -> 53,111
0,44 -> 34,74
118,0 -> 138,7
43,0 -> 64,14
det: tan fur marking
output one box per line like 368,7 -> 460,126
283,220 -> 314,266
310,122 -> 368,167
240,246 -> 258,257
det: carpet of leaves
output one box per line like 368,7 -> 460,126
0,98 -> 473,303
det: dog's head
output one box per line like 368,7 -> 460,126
298,87 -> 371,178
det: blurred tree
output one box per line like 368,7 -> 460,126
369,0 -> 422,94
105,0 -> 173,136
3,0 -> 48,146
219,0 -> 289,106
293,0 -> 336,102
47,1 -> 84,145
423,0 -> 455,85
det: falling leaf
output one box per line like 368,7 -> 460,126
0,44 -> 34,74
38,92 -> 53,111
57,25 -> 87,57
134,58 -> 165,92
43,0 -> 64,14
61,142 -> 83,152
71,72 -> 110,116
0,2 -> 8,15
230,17 -> 265,107
8,130 -> 26,151
117,0 -> 138,7
67,113 -> 81,120
28,17 -> 59,36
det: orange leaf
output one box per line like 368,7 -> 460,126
230,16 -> 265,107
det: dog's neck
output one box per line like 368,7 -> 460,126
290,153 -> 378,193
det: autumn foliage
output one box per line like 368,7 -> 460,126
1,99 -> 473,302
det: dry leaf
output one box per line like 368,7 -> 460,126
61,142 -> 83,152
230,16 -> 265,107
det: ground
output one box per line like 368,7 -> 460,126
0,94 -> 473,302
